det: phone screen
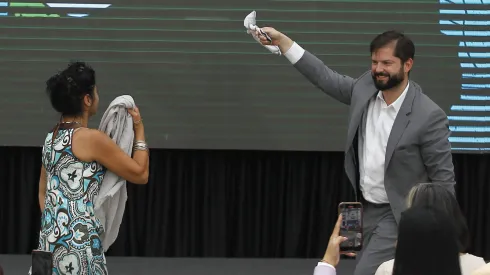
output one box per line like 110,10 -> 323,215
339,203 -> 363,251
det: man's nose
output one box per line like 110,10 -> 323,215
374,64 -> 384,73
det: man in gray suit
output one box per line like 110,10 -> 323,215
253,28 -> 456,275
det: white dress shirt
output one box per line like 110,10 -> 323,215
358,85 -> 408,203
284,42 -> 409,204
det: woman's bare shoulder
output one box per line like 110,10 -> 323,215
74,128 -> 107,140
72,128 -> 110,161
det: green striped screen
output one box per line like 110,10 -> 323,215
0,1 -> 475,151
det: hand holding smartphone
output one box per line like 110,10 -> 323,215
257,28 -> 273,43
338,202 -> 363,252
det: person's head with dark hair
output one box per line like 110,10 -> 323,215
370,30 -> 415,91
407,182 -> 470,252
46,61 -> 99,120
393,206 -> 461,275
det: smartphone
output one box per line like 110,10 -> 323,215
258,28 -> 272,43
338,202 -> 363,251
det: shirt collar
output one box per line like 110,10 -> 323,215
376,82 -> 410,112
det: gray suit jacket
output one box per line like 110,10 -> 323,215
294,51 -> 455,222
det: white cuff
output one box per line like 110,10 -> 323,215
283,42 -> 305,64
317,262 -> 335,270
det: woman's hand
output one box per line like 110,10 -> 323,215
322,214 -> 356,267
127,107 -> 143,129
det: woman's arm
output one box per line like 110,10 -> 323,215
90,127 -> 149,184
38,165 -> 47,212
85,107 -> 149,184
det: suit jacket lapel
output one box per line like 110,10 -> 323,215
384,82 -> 416,170
346,87 -> 378,151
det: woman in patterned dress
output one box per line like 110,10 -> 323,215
37,62 -> 149,274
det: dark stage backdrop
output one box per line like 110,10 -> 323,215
0,0 -> 488,152
0,147 -> 488,260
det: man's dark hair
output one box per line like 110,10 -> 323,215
370,30 -> 415,63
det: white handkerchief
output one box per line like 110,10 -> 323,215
244,11 -> 281,55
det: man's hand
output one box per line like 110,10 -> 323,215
322,214 -> 356,267
255,27 -> 294,53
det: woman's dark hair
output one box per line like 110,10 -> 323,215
46,61 -> 96,116
407,183 -> 470,252
393,206 -> 461,275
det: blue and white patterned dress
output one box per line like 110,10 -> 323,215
38,126 -> 108,274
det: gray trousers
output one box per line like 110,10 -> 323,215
354,203 -> 398,275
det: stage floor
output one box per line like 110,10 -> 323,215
0,254 -> 356,275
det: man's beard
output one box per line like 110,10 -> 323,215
372,69 -> 405,91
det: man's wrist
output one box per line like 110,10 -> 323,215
277,34 -> 294,53
283,42 -> 305,64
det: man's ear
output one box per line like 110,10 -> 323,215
404,58 -> 413,74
